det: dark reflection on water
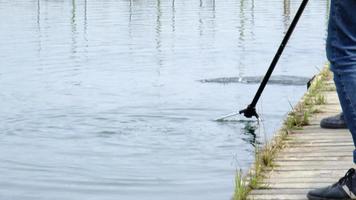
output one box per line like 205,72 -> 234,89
0,0 -> 328,199
240,122 -> 260,148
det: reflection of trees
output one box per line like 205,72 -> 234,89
71,0 -> 78,56
171,0 -> 175,32
84,0 -> 88,40
237,0 -> 247,78
283,0 -> 291,31
83,0 -> 88,61
155,0 -> 163,88
37,0 -> 41,26
283,0 -> 291,17
37,0 -> 42,56
129,0 -> 132,22
156,0 -> 162,53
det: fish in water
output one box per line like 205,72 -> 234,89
199,75 -> 312,86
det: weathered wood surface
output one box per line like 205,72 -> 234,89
247,91 -> 354,200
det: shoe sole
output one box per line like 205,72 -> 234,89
307,193 -> 351,200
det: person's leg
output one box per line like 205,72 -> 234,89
307,0 -> 356,199
333,68 -> 356,159
326,0 -> 356,157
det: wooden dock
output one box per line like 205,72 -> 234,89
247,90 -> 354,200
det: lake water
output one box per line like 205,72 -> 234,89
0,0 -> 329,199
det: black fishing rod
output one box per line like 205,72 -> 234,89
217,0 -> 309,121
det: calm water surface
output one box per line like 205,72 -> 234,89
0,0 -> 329,199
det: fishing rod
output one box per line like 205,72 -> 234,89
216,0 -> 309,121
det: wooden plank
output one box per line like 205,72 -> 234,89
276,153 -> 352,158
250,189 -> 311,195
261,177 -> 339,183
248,194 -> 307,200
259,182 -> 334,189
275,156 -> 351,162
273,161 -> 353,166
285,142 -> 353,146
265,170 -> 346,178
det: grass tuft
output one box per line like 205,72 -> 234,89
234,170 -> 249,200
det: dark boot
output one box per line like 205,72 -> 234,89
307,168 -> 356,200
320,113 -> 347,129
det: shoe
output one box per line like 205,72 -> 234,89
320,113 -> 347,129
307,168 -> 356,200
